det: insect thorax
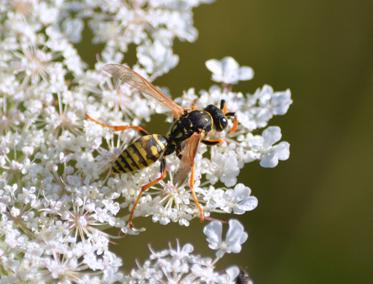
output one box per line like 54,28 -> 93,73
168,110 -> 212,143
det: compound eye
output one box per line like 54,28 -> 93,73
218,117 -> 228,130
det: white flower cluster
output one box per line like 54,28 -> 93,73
127,219 -> 252,284
0,0 -> 292,282
61,0 -> 213,79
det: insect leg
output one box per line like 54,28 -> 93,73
228,115 -> 238,134
224,112 -> 238,134
220,101 -> 238,133
202,138 -> 224,146
189,163 -> 205,222
85,114 -> 148,135
191,98 -> 198,110
128,159 -> 167,228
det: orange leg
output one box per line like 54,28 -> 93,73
220,99 -> 238,134
228,116 -> 238,134
202,138 -> 224,146
220,99 -> 230,115
189,163 -> 205,222
222,102 -> 228,114
128,160 -> 167,228
85,114 -> 148,135
191,99 -> 198,110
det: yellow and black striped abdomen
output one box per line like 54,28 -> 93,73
113,134 -> 168,174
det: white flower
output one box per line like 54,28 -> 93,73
235,85 -> 293,130
206,56 -> 254,84
136,40 -> 179,79
270,88 -> 292,115
66,0 -> 214,78
248,126 -> 290,168
0,0 -> 292,282
204,147 -> 241,187
221,183 -> 258,214
127,240 -> 242,284
203,219 -> 248,258
61,18 -> 84,43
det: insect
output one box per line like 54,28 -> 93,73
85,115 -> 173,228
86,64 -> 237,227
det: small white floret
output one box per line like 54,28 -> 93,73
206,56 -> 254,84
203,219 -> 248,258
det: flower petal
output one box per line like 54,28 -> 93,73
225,219 -> 248,253
205,59 -> 222,76
262,126 -> 282,147
203,220 -> 223,250
239,66 -> 254,81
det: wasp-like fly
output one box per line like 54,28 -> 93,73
86,64 -> 237,227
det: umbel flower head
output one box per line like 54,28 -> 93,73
0,0 -> 292,282
127,219 -> 252,284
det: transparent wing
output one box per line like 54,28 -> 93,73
174,132 -> 204,185
103,64 -> 185,119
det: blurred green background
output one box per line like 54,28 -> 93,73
86,1 -> 373,283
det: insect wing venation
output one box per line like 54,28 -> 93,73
103,64 -> 184,119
